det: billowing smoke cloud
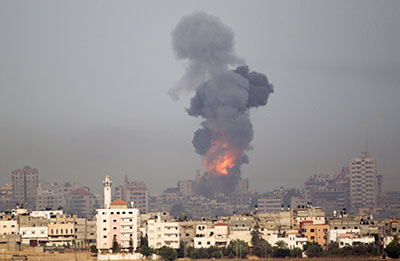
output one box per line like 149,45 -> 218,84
171,12 -> 274,196
169,11 -> 243,100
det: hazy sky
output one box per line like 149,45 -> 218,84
1,1 -> 399,194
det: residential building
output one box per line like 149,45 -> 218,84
299,221 -> 329,246
114,176 -> 148,213
148,215 -> 180,249
18,215 -> 49,246
11,166 -> 38,210
194,222 -> 229,248
48,213 -> 76,246
64,187 -> 100,218
350,152 -> 378,210
178,180 -> 194,196
0,219 -> 18,235
96,200 -> 140,252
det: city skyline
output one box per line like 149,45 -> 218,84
1,1 -> 399,194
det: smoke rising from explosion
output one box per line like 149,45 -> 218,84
171,12 -> 274,196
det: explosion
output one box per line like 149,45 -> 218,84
171,12 -> 274,196
202,139 -> 240,175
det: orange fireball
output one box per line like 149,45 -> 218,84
202,139 -> 239,175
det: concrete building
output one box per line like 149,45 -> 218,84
299,221 -> 329,246
64,187 -> 100,218
177,180 -> 193,196
0,220 -> 18,235
75,218 -> 97,247
350,152 -> 378,210
48,214 -> 76,246
0,234 -> 21,251
11,166 -> 38,210
258,196 -> 282,213
193,222 -> 229,248
0,182 -> 13,211
31,210 -> 63,219
148,215 -> 180,249
96,200 -> 140,252
36,181 -> 80,211
114,176 -> 148,213
338,233 -> 374,247
18,214 -> 49,246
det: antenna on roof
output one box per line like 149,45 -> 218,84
365,129 -> 368,153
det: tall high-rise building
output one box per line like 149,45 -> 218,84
11,166 -> 38,210
350,152 -> 378,210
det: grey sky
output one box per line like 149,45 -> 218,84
0,1 -> 399,194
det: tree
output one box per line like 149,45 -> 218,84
272,247 -> 291,258
303,242 -> 323,257
90,245 -> 97,254
290,247 -> 302,258
253,240 -> 272,258
140,246 -> 154,259
251,225 -> 263,247
386,239 -> 400,259
129,237 -> 134,253
228,239 -> 249,259
140,235 -> 148,247
158,246 -> 178,261
112,235 -> 120,253
275,240 -> 287,249
325,242 -> 340,256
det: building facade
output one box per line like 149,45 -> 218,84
350,152 -> 378,210
96,200 -> 140,252
12,166 -> 38,210
114,176 -> 148,213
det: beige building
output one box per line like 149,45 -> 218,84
48,214 -> 76,246
148,215 -> 180,249
350,152 -> 378,210
12,166 -> 38,210
193,222 -> 229,248
75,218 -> 97,247
115,177 -> 149,213
177,180 -> 194,196
0,220 -> 18,235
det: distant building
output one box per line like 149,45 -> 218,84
258,196 -> 282,213
11,166 -> 38,210
64,187 -> 100,218
0,182 -> 13,211
178,180 -> 193,196
350,152 -> 378,210
114,176 -> 148,213
36,181 -> 80,211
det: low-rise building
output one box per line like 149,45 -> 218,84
194,222 -> 229,248
0,219 -> 18,235
148,215 -> 180,249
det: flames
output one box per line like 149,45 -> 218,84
202,139 -> 240,175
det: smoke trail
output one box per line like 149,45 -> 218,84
171,12 -> 274,196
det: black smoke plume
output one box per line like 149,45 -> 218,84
171,12 -> 274,196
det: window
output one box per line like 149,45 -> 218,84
103,228 -> 107,231
310,229 -> 314,232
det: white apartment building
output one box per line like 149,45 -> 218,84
147,215 -> 180,249
19,226 -> 48,245
0,220 -> 18,235
350,152 -> 378,209
338,233 -> 374,247
261,230 -> 308,250
31,210 -> 63,219
193,222 -> 229,248
96,200 -> 140,252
